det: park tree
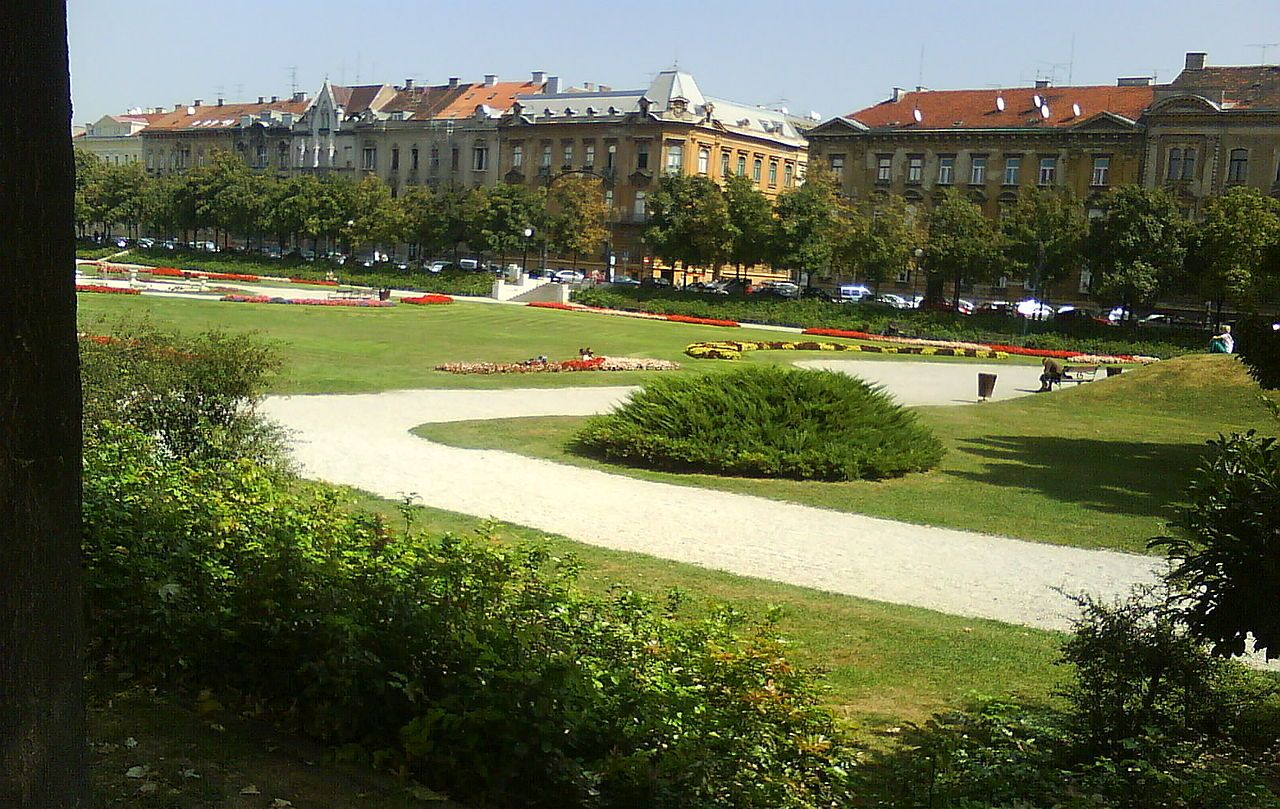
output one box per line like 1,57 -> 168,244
402,182 -> 476,260
771,166 -> 841,283
839,195 -> 919,293
1084,186 -> 1187,319
548,174 -> 607,267
73,146 -> 102,236
924,189 -> 1002,306
96,162 -> 152,240
343,174 -> 404,252
1194,186 -> 1280,322
1000,187 -> 1087,306
472,182 -> 546,264
644,174 -> 737,275
722,174 -> 774,278
1,2 -> 89,805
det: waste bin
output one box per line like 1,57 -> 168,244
378,287 -> 391,302
1105,366 -> 1122,377
977,372 -> 997,401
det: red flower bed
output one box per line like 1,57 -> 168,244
527,301 -> 580,311
201,271 -> 261,282
221,295 -> 395,308
803,327 -> 878,341
559,357 -> 606,371
402,294 -> 454,305
77,284 -> 140,295
147,267 -> 186,278
665,314 -> 741,328
290,277 -> 339,286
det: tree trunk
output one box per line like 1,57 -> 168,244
0,2 -> 88,806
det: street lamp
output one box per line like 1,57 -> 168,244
522,226 -> 534,277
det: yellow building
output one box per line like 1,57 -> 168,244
497,69 -> 810,279
75,111 -> 167,166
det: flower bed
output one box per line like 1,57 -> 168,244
147,267 -> 186,278
436,356 -> 680,374
686,339 -> 1007,361
802,327 -> 1155,364
289,277 -> 339,286
201,271 -> 261,282
77,284 -> 140,295
220,295 -> 395,308
527,301 -> 740,327
402,294 -> 454,305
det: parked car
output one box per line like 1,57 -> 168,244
458,258 -> 480,271
1015,299 -> 1055,320
427,261 -> 454,273
1055,306 -> 1113,326
874,293 -> 911,309
554,269 -> 585,284
835,284 -> 872,303
801,287 -> 837,302
758,280 -> 801,298
136,237 -> 155,249
610,276 -> 641,286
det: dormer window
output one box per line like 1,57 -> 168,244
390,111 -> 405,121
608,106 -> 620,115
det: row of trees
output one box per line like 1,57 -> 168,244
75,149 -> 608,265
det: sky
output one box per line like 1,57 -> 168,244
68,0 -> 1280,125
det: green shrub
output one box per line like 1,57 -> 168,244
84,423 -> 859,808
576,365 -> 945,480
1235,317 -> 1280,389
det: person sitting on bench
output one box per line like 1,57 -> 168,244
1038,357 -> 1065,392
1209,325 -> 1234,354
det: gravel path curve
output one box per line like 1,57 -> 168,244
261,361 -> 1162,631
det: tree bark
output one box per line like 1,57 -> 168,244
0,2 -> 87,807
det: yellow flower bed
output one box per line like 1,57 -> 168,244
685,340 -> 1008,361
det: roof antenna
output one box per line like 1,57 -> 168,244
1248,43 -> 1279,63
917,43 -> 925,89
1068,33 -> 1075,84
287,65 -> 298,96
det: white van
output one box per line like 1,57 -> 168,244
836,284 -> 872,302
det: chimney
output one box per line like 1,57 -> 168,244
531,70 -> 546,85
1117,76 -> 1153,87
891,87 -> 907,102
1185,52 -> 1207,70
598,84 -> 611,93
258,96 -> 266,104
405,78 -> 415,90
448,77 -> 460,88
193,98 -> 203,106
584,81 -> 594,91
546,76 -> 560,94
216,97 -> 224,106
175,102 -> 184,112
1034,79 -> 1051,88
292,91 -> 306,102
484,74 -> 497,87
271,95 -> 278,103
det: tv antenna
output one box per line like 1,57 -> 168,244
1248,43 -> 1279,63
286,65 -> 299,95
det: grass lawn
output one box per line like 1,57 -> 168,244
414,355 -> 1278,554
77,292 -> 1039,393
347,494 -> 1066,734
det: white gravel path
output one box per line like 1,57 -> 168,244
261,360 -> 1162,632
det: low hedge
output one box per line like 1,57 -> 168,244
576,364 -> 945,480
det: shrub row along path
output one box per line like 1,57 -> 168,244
262,360 -> 1161,632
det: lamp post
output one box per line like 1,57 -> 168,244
522,226 -> 533,279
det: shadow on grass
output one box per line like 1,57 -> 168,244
949,435 -> 1210,518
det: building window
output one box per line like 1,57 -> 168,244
768,161 -> 778,186
562,143 -> 573,167
344,145 -> 353,167
737,155 -> 746,176
877,155 -> 892,182
970,155 -> 986,184
752,158 -> 762,183
634,191 -> 646,221
391,146 -> 400,171
907,156 -> 923,183
429,146 -> 440,170
1038,156 -> 1056,185
511,144 -> 522,168
361,147 -> 376,171
637,142 -> 649,170
1091,156 -> 1110,186
584,143 -> 595,168
320,111 -> 330,130
604,189 -> 613,208
784,163 -> 794,187
1003,156 -> 1021,185
1228,148 -> 1248,183
277,144 -> 289,169
994,275 -> 1008,289
720,151 -> 730,177
938,156 -> 954,185
606,143 -> 616,170
472,144 -> 488,171
829,153 -> 845,180
1078,266 -> 1093,294
451,147 -> 459,171
1182,148 -> 1196,180
254,145 -> 268,168
411,146 -> 420,171
1167,148 -> 1182,180
665,143 -> 683,174
541,144 -> 552,168
697,147 -> 709,175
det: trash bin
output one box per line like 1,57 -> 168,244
378,287 -> 391,302
977,372 -> 997,401
1105,366 -> 1122,377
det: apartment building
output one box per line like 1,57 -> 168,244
139,94 -> 311,175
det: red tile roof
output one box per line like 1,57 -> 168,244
1168,65 -> 1280,109
333,84 -> 390,114
144,99 -> 310,132
385,80 -> 543,120
846,84 -> 1153,129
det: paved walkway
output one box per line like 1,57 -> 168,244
261,361 -> 1161,632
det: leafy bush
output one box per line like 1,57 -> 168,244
1235,316 -> 1280,389
1154,431 -> 1280,658
576,365 -> 945,480
83,424 -> 859,808
573,287 -> 1202,359
80,323 -> 282,465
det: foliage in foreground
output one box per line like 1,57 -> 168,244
859,591 -> 1280,808
1234,316 -> 1280,390
83,430 -> 858,808
576,365 -> 945,481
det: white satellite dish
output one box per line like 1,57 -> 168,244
186,106 -> 195,115
1040,104 -> 1051,119
995,95 -> 1006,111
1072,103 -> 1082,117
912,108 -> 923,123
1032,94 -> 1042,108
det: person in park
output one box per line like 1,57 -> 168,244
1038,357 -> 1066,392
1209,325 -> 1234,354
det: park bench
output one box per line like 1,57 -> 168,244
1053,365 -> 1099,387
334,286 -> 376,301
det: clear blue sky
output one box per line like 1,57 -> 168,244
68,0 -> 1280,125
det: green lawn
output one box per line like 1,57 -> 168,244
347,494 -> 1066,733
414,355 -> 1278,553
76,293 -> 1038,393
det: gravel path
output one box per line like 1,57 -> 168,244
262,360 -> 1161,632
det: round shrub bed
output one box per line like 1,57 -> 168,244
576,365 -> 945,481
